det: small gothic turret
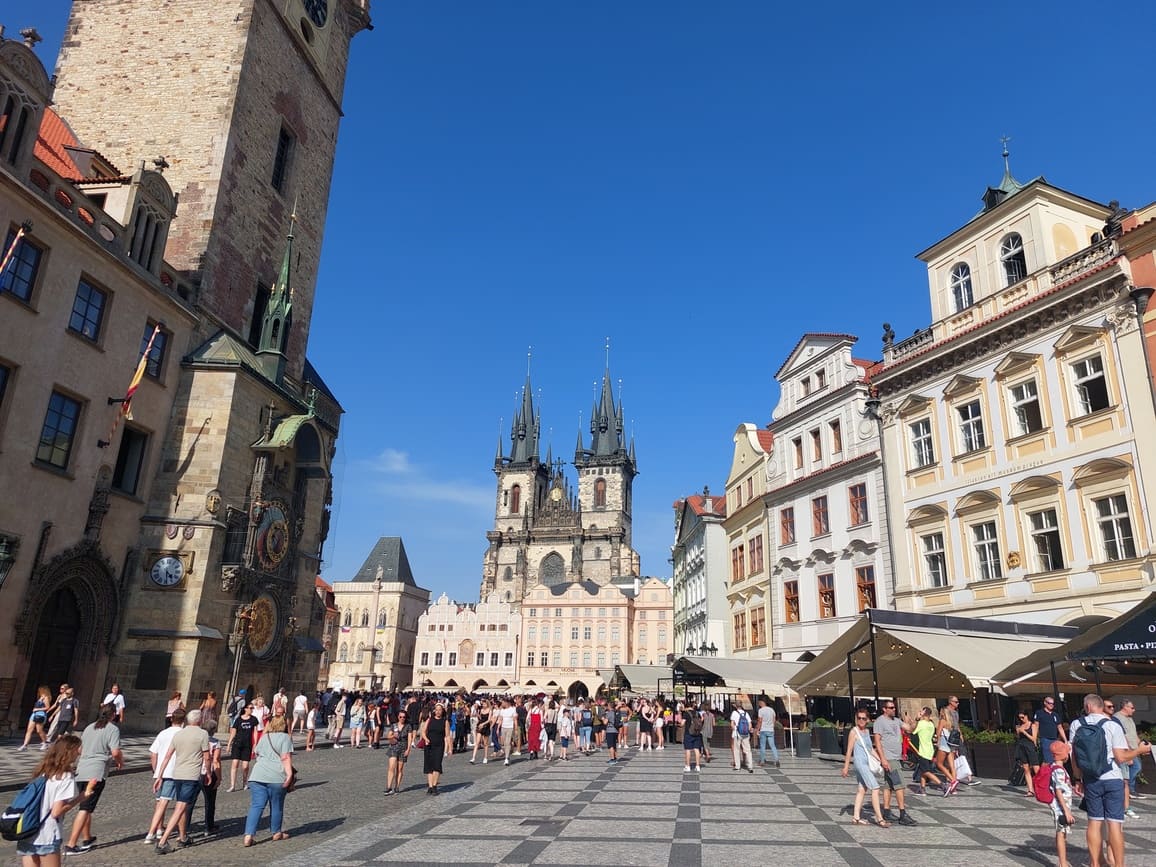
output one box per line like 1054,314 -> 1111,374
508,374 -> 540,465
256,216 -> 295,383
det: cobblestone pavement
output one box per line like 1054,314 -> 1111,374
0,736 -> 156,792
2,740 -> 1155,866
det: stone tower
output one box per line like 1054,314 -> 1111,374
50,0 -> 371,381
481,364 -> 640,605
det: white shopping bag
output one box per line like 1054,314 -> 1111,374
954,753 -> 973,782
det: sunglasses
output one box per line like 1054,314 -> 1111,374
856,715 -> 869,721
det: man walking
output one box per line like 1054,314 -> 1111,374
63,703 -> 124,855
604,701 -> 623,765
1110,698 -> 1144,818
1070,693 -> 1151,867
873,700 -> 916,826
154,709 -> 211,854
1032,695 -> 1067,766
730,702 -> 754,773
755,697 -> 780,768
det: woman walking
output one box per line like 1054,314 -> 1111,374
841,708 -> 889,827
1014,710 -> 1039,798
469,701 -> 492,764
305,702 -> 320,751
638,701 -> 654,751
543,700 -> 558,760
934,706 -> 958,794
19,686 -> 54,752
349,698 -> 365,748
384,710 -> 413,795
242,715 -> 294,847
421,702 -> 451,795
226,703 -> 257,791
653,700 -> 666,751
17,735 -> 86,866
199,691 -> 219,731
527,700 -> 543,759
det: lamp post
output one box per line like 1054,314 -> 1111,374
278,616 -> 299,691
368,572 -> 383,690
0,536 -> 17,591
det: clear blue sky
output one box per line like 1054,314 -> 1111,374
28,2 -> 1156,602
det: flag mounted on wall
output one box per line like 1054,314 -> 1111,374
98,322 -> 162,448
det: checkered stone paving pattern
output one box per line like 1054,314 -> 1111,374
276,747 -> 1156,867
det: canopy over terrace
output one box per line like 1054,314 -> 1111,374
604,665 -> 665,695
787,608 -> 1076,701
673,656 -> 805,697
994,593 -> 1156,697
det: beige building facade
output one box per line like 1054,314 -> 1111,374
413,593 -> 522,692
872,166 -> 1156,628
723,425 -> 774,658
326,538 -> 429,692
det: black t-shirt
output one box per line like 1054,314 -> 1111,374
1033,709 -> 1061,740
233,715 -> 257,744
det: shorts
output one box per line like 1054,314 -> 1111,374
1083,777 -> 1125,823
683,734 -> 703,752
78,778 -> 106,812
560,736 -> 570,748
170,779 -> 201,805
1052,808 -> 1071,835
915,756 -> 937,777
882,766 -> 902,789
605,731 -> 619,749
293,709 -> 306,720
17,839 -> 61,856
157,778 -> 178,801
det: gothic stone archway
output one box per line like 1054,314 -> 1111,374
15,540 -> 118,718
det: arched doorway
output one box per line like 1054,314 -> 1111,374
568,681 -> 589,701
24,587 -> 82,707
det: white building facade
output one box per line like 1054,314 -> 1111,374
412,593 -> 522,692
671,488 -> 729,656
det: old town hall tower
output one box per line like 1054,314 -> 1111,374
481,366 -> 640,605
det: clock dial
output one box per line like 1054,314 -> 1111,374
303,0 -> 328,27
150,555 -> 185,587
550,486 -> 563,503
256,501 -> 291,571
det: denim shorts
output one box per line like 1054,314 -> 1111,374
17,839 -> 61,856
170,779 -> 201,805
157,778 -> 178,800
1083,776 -> 1125,823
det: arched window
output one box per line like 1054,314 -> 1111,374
338,642 -> 348,662
503,566 -> 513,582
949,262 -> 973,311
377,610 -> 387,628
540,552 -> 566,587
343,610 -> 351,627
1000,233 -> 1027,286
510,484 -> 521,515
594,478 -> 607,508
361,609 -> 369,627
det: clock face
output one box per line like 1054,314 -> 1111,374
550,486 -> 563,502
150,556 -> 184,587
256,500 -> 291,572
303,0 -> 328,27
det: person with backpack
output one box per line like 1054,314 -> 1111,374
578,702 -> 594,754
7,734 -> 85,865
730,702 -> 755,773
683,705 -> 704,772
603,702 -> 623,765
1036,740 -> 1076,867
1069,693 -> 1152,867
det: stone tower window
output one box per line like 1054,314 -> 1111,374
1000,233 -> 1027,286
510,484 -> 521,515
503,566 -> 513,582
594,478 -> 606,508
361,609 -> 369,627
271,125 -> 295,193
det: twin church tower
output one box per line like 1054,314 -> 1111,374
481,363 -> 641,604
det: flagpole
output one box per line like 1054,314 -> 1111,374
0,221 -> 32,286
98,322 -> 162,448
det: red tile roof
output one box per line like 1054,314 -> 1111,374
765,450 -> 878,497
755,429 -> 774,452
315,576 -> 332,591
34,107 -> 82,179
680,492 -> 727,518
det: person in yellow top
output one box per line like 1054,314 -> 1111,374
911,707 -> 945,794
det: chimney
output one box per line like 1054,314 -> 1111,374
701,485 -> 712,513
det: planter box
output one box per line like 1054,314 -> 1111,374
816,726 -> 841,755
794,731 -> 812,758
968,743 -> 1014,779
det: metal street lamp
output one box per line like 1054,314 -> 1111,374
0,536 -> 18,590
686,644 -> 695,656
709,642 -> 718,657
699,642 -> 709,656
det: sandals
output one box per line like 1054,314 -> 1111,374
874,819 -> 892,828
851,817 -> 868,825
242,836 -> 254,848
272,832 -> 290,841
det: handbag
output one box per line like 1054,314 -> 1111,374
868,751 -> 884,776
285,766 -> 299,793
414,736 -> 429,749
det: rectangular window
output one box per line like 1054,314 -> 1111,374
448,652 -> 457,666
812,495 -> 829,536
1094,494 -> 1137,561
780,507 -> 795,544
504,652 -> 513,667
68,278 -> 107,342
815,369 -> 827,390
910,418 -> 934,468
750,607 -> 766,646
732,612 -> 747,650
1028,508 -> 1065,572
0,228 -> 43,302
972,521 -> 1003,581
554,608 -> 562,617
583,626 -> 591,640
434,652 -> 443,666
36,391 -> 82,469
0,363 -> 11,410
490,652 -> 499,667
1073,355 -> 1110,414
784,581 -> 800,623
540,652 -> 548,666
271,126 -> 295,192
610,625 -> 620,641
552,651 -> 561,667
582,652 -> 591,667
731,545 -> 745,581
638,628 -> 647,643
801,378 -> 811,397
553,626 -> 561,641
748,535 -> 763,573
420,652 -> 429,666
140,322 -> 169,380
112,427 -> 148,495
476,652 -> 485,666
818,573 -> 836,618
597,652 -> 606,667
848,483 -> 869,526
527,626 -> 536,642
529,608 -> 537,617
856,566 -> 876,611
585,607 -> 592,616
570,626 -> 579,640
957,400 -> 986,452
811,428 -> 822,462
610,651 -> 620,666
830,419 -> 842,453
598,608 -> 605,617
526,652 -> 535,667
597,625 -> 606,641
793,437 -> 803,469
922,533 -> 948,588
569,651 -> 578,666
1010,380 -> 1043,436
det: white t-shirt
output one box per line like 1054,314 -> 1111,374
102,693 -> 126,716
293,694 -> 308,714
33,773 -> 76,846
757,706 -> 776,731
1070,712 -> 1129,783
149,725 -> 181,779
730,709 -> 752,735
499,706 -> 517,730
253,706 -> 268,731
558,715 -> 574,738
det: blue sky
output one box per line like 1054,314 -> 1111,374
29,2 -> 1156,602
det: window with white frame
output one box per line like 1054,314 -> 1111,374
950,262 -> 973,311
528,626 -> 536,642
910,418 -> 934,468
1072,355 -> 1110,415
1000,233 -> 1027,285
957,400 -> 986,452
971,521 -> 1002,581
922,532 -> 948,587
434,652 -> 443,666
1028,508 -> 1065,572
1094,494 -> 1136,561
1010,380 -> 1043,436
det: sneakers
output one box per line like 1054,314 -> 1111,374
881,810 -> 895,823
468,759 -> 476,764
898,813 -> 917,826
774,760 -> 781,768
748,767 -> 754,774
504,758 -> 509,766
64,846 -> 81,856
965,778 -> 980,786
694,766 -> 701,772
16,745 -> 26,751
39,743 -> 48,750
1126,807 -> 1140,819
175,838 -> 193,850
1133,792 -> 1148,800
946,779 -> 960,795
384,788 -> 394,796
482,757 -> 488,764
513,751 -> 522,756
79,838 -> 96,851
144,833 -> 156,844
154,842 -> 172,855
684,766 -> 691,772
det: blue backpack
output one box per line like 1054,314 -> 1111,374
0,776 -> 47,841
737,711 -> 751,737
1073,717 -> 1112,779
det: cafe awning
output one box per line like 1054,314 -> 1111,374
788,608 -> 1076,698
994,593 -> 1156,695
673,657 -> 805,696
605,665 -> 665,694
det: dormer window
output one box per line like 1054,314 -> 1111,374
801,378 -> 811,397
815,369 -> 826,390
1000,233 -> 1027,286
950,262 -> 973,311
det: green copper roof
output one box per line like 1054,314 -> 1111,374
251,412 -> 314,450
